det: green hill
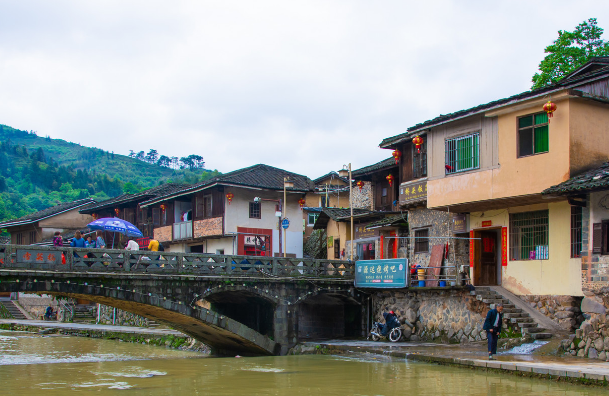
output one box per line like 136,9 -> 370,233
0,124 -> 219,222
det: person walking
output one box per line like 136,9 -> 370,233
70,231 -> 86,257
483,303 -> 504,360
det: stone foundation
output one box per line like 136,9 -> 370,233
97,304 -> 152,327
520,295 -> 584,332
563,288 -> 609,360
16,293 -> 59,320
371,289 -> 512,343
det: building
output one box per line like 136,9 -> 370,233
378,57 -> 609,296
0,199 -> 95,245
140,164 -> 313,257
302,171 -> 350,242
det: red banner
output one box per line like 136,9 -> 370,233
469,230 -> 474,268
501,227 -> 508,266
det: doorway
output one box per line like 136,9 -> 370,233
474,230 -> 498,286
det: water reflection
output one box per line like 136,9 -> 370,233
0,330 -> 603,395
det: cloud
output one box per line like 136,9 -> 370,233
0,0 -> 606,178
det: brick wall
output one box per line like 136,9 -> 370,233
194,217 -> 223,238
154,225 -> 172,243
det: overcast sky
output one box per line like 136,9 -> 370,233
0,1 -> 607,179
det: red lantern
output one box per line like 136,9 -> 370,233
226,192 -> 234,205
543,100 -> 557,123
392,149 -> 402,164
92,213 -> 98,220
298,198 -> 306,209
412,135 -> 424,153
356,180 -> 364,191
386,174 -> 394,187
114,208 -> 120,216
160,204 -> 167,212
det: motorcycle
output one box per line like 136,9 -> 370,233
368,319 -> 402,342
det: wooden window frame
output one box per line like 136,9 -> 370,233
16,233 -> 23,244
204,195 -> 212,218
249,202 -> 261,219
413,140 -> 427,179
29,231 -> 36,244
307,212 -> 319,226
570,206 -> 583,258
414,228 -> 429,253
594,220 -> 609,255
517,112 -> 549,158
334,238 -> 341,259
152,208 -> 161,227
381,187 -> 388,205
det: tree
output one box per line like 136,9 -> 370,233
145,149 -> 159,164
532,18 -> 609,89
157,155 -> 171,168
128,150 -> 136,158
180,156 -> 195,170
135,151 -> 145,161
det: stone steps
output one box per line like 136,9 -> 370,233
0,299 -> 28,320
531,332 -> 553,340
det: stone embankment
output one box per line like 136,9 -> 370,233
562,291 -> 609,361
521,295 -> 583,332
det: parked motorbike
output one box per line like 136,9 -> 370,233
368,319 -> 402,342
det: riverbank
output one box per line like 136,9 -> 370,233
0,319 -> 210,353
293,340 -> 609,386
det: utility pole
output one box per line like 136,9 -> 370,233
349,163 -> 353,261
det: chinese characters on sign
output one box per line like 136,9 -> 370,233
481,220 -> 492,227
501,227 -> 508,266
354,222 -> 379,239
452,214 -> 467,233
17,249 -> 60,265
355,258 -> 407,288
469,230 -> 475,269
399,180 -> 427,205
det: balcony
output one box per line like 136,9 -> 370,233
173,221 -> 192,240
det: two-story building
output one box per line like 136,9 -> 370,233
139,164 -> 313,257
379,57 -> 609,297
302,171 -> 350,242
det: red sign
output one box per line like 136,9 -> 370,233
481,220 -> 492,227
501,227 -> 508,266
469,230 -> 474,269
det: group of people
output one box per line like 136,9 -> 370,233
52,231 -> 106,249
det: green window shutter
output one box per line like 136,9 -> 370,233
534,113 -> 548,125
534,125 -> 549,153
457,137 -> 468,171
473,134 -> 479,168
519,116 -> 533,128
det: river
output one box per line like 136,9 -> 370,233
0,329 -> 603,395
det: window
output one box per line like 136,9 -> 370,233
334,238 -> 340,259
321,196 -> 327,208
16,233 -> 23,244
509,210 -> 549,260
381,187 -> 388,205
413,140 -> 427,179
29,231 -> 36,244
570,206 -> 583,258
593,221 -> 609,255
139,208 -> 148,223
307,212 -> 319,226
204,195 -> 212,217
445,132 -> 480,174
249,202 -> 261,219
152,208 -> 161,226
414,228 -> 429,253
518,112 -> 549,157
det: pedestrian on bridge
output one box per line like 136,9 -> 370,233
483,303 -> 504,360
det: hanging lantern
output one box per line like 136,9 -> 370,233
412,135 -> 424,153
356,180 -> 364,191
114,208 -> 120,216
391,149 -> 402,164
298,198 -> 306,209
226,192 -> 234,205
386,174 -> 394,187
91,213 -> 98,220
160,204 -> 167,212
543,100 -> 557,123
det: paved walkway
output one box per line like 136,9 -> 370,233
0,319 -> 184,336
308,340 -> 609,383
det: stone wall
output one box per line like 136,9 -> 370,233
563,289 -> 609,360
520,295 -> 583,332
154,225 -> 172,243
371,289 -> 509,343
194,217 -> 223,238
97,304 -> 151,327
298,303 -> 344,339
17,294 -> 59,320
351,181 -> 373,210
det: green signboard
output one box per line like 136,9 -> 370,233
354,258 -> 408,288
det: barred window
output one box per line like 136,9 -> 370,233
509,210 -> 549,260
518,112 -> 548,157
249,202 -> 261,219
413,140 -> 427,178
414,228 -> 429,253
445,132 -> 480,174
570,206 -> 583,258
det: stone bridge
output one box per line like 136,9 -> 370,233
0,245 -> 363,356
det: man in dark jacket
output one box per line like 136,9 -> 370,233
380,310 -> 400,336
483,304 -> 504,360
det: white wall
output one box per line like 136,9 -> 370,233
203,237 -> 236,255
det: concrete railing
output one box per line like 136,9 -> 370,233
0,244 -> 354,278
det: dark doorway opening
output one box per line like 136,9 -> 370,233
206,292 -> 275,336
297,293 -> 361,340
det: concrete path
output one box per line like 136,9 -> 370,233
0,319 -> 184,336
308,340 -> 609,384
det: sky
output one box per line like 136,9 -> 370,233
0,1 -> 608,179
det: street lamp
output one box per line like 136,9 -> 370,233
283,177 -> 294,257
340,164 -> 353,261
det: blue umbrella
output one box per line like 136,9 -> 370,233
87,217 -> 143,249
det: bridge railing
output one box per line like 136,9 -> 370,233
0,244 -> 354,278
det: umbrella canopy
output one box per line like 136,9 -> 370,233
87,217 -> 143,238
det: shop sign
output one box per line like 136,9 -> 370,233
452,214 -> 467,233
355,258 -> 408,288
354,222 -> 379,239
399,180 -> 427,205
481,220 -> 492,227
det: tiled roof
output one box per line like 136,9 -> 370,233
364,214 -> 408,229
0,198 -> 96,228
141,164 -> 314,206
380,57 -> 609,148
542,162 -> 609,196
80,183 -> 187,213
352,158 -> 397,178
321,208 -> 376,221
312,171 -> 349,185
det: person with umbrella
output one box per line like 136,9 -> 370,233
87,217 -> 143,249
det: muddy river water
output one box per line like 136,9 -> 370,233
0,329 -> 603,395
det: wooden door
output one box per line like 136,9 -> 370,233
479,231 -> 498,286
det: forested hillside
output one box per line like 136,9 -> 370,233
0,124 -> 219,222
